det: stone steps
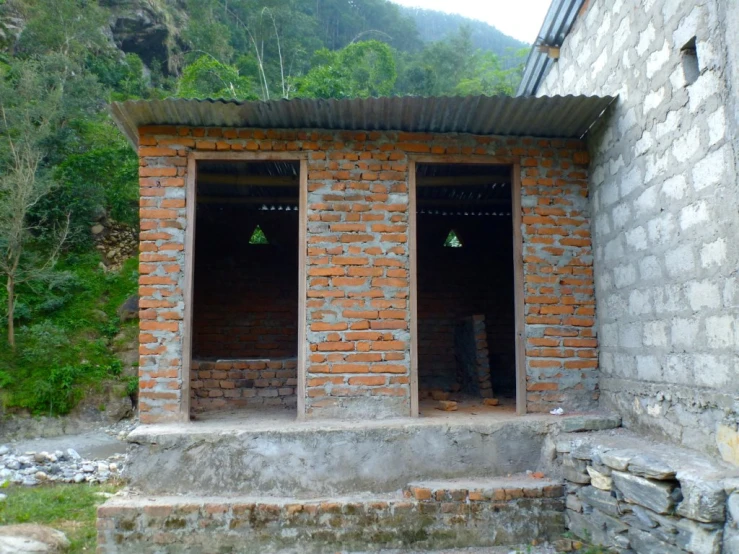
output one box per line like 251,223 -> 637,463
97,474 -> 566,553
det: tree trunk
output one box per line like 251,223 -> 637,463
6,274 -> 14,350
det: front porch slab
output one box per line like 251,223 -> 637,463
124,410 -> 620,497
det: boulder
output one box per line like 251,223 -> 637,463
117,295 -> 138,322
0,524 -> 69,553
612,471 -> 678,514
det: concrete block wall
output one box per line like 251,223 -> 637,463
190,359 -> 298,413
537,0 -> 739,456
136,127 -> 597,423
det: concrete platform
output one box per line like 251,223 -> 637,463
125,409 -> 620,497
97,475 -> 566,553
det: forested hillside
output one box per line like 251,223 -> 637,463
401,7 -> 527,56
0,0 -> 528,418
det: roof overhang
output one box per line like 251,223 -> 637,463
110,94 -> 615,148
517,0 -> 586,97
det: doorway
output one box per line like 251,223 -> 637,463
410,161 -> 523,416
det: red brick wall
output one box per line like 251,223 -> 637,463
192,209 -> 298,359
191,358 -> 297,413
136,127 -> 597,423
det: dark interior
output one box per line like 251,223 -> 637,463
192,160 -> 300,360
416,163 -> 516,400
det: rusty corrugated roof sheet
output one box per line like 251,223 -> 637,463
110,95 -> 614,147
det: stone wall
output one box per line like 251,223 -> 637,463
190,358 -> 297,413
537,0 -> 739,457
137,127 -> 597,422
554,430 -> 739,553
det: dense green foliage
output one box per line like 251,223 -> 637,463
0,482 -> 123,552
0,0 -> 529,417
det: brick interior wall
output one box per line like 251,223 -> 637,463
191,358 -> 297,413
417,214 -> 516,395
192,208 -> 298,359
136,126 -> 596,423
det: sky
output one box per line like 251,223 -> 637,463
390,0 -> 551,44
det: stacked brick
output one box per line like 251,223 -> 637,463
97,477 -> 564,552
190,358 -> 297,412
454,315 -> 494,398
136,126 -> 596,422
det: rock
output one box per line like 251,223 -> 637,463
630,505 -> 658,529
482,398 -> 499,406
612,471 -> 677,514
674,518 -> 723,554
81,464 -> 94,473
571,443 -> 595,460
600,449 -> 636,471
675,476 -> 725,523
73,474 -> 84,483
65,449 -> 81,462
717,423 -> 739,466
560,414 -> 621,433
587,466 -> 613,491
628,453 -> 676,480
627,527 -> 681,554
91,224 -> 105,235
0,524 -> 70,553
566,494 -> 583,512
109,463 -> 118,472
728,491 -> 739,522
563,465 -> 591,484
5,460 -> 20,471
0,446 -> 9,456
117,295 -> 139,322
436,400 -> 457,411
579,485 -> 623,517
21,478 -> 37,487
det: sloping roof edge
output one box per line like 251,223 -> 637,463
516,0 -> 586,97
110,95 -> 614,148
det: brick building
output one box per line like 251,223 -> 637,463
112,94 -> 613,424
99,2 -> 739,550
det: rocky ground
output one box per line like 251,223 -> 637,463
0,419 -> 134,492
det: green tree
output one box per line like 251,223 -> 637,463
296,40 -> 396,98
176,55 -> 258,100
0,61 -> 69,348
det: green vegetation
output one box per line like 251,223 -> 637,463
0,0 -> 529,417
0,483 -> 122,552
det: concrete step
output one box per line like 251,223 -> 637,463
124,411 -> 619,497
97,475 -> 566,553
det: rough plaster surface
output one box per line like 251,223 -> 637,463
538,0 -> 739,456
124,412 -> 619,497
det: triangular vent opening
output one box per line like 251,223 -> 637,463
443,229 -> 463,248
249,225 -> 269,245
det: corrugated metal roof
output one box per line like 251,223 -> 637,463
110,95 -> 614,147
517,0 -> 586,97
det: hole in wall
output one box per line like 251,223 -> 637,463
681,37 -> 699,85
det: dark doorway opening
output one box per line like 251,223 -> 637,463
415,163 -> 516,412
191,160 -> 300,416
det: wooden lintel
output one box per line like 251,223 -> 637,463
417,175 -> 510,187
197,174 -> 298,186
198,196 -> 298,205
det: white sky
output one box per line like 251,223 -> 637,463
390,0 -> 552,44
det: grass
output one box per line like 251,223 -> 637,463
0,483 -> 122,552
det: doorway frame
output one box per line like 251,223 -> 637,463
408,156 -> 526,417
182,151 -> 309,421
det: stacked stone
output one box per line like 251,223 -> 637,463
556,434 -> 739,554
0,446 -> 123,486
190,358 -> 297,413
454,315 -> 494,398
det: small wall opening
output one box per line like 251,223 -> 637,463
191,159 -> 300,416
681,37 -> 700,85
416,163 -> 516,412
